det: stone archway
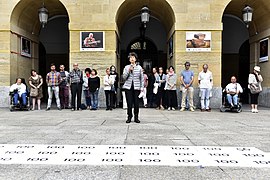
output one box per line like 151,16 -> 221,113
10,0 -> 69,85
115,0 -> 175,74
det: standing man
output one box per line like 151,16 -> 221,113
198,64 -> 213,112
69,63 -> 83,111
59,65 -> 69,109
180,62 -> 195,112
122,52 -> 144,123
46,63 -> 61,111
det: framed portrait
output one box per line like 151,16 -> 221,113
80,31 -> 105,51
21,37 -> 31,58
259,38 -> 268,62
186,32 -> 211,52
168,34 -> 173,59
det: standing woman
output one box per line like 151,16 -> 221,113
122,52 -> 144,123
83,68 -> 91,109
164,66 -> 177,111
104,68 -> 115,110
110,65 -> 119,108
88,69 -> 100,110
29,70 -> 43,110
248,66 -> 263,113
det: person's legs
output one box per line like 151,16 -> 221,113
13,93 -> 19,105
172,90 -> 177,109
105,90 -> 110,109
54,86 -> 61,108
133,90 -> 140,121
64,86 -> 69,108
143,87 -> 147,107
181,88 -> 187,109
59,86 -> 64,108
92,90 -> 99,109
77,84 -> 82,110
188,87 -> 194,109
47,87 -> 53,108
21,93 -> 27,106
110,91 -> 114,110
167,90 -> 172,109
122,91 -> 127,109
232,94 -> 238,105
71,84 -> 76,109
125,89 -> 133,120
37,98 -> 41,110
90,92 -> 95,109
200,88 -> 206,110
32,98 -> 36,110
205,88 -> 211,110
226,94 -> 233,105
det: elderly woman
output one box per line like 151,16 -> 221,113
248,66 -> 263,113
122,52 -> 144,123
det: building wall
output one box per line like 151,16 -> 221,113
1,0 -> 270,107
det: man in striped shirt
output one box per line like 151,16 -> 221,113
46,63 -> 61,111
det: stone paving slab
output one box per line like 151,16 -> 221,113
0,106 -> 270,179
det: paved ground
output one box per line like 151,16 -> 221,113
0,105 -> 270,180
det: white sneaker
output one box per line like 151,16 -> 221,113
172,107 -> 175,111
168,108 -> 171,111
254,109 -> 258,113
190,107 -> 195,112
251,109 -> 255,113
180,107 -> 185,112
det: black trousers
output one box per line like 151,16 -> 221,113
71,83 -> 82,110
167,90 -> 177,108
250,93 -> 259,104
105,90 -> 114,109
125,84 -> 140,119
156,87 -> 165,107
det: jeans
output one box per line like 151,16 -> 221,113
13,93 -> 27,106
90,90 -> 99,109
181,87 -> 194,108
47,86 -> 60,108
84,89 -> 91,107
200,88 -> 211,109
226,94 -> 238,105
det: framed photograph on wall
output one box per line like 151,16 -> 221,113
259,38 -> 268,62
80,31 -> 105,51
186,32 -> 211,52
21,37 -> 31,58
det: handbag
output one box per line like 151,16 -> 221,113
249,83 -> 262,94
110,85 -> 116,92
30,88 -> 38,97
153,83 -> 159,94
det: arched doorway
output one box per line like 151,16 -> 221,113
10,0 -> 69,95
222,12 -> 250,103
115,0 -> 175,74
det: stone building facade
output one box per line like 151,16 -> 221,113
1,0 -> 270,107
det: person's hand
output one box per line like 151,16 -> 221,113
129,65 -> 134,73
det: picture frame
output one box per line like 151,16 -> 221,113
21,37 -> 31,58
259,38 -> 268,63
186,32 -> 211,52
80,31 -> 105,51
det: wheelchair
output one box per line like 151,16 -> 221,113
9,90 -> 30,111
220,89 -> 242,113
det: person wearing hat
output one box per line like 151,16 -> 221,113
180,61 -> 195,112
248,66 -> 263,113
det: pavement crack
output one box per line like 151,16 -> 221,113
101,120 -> 106,125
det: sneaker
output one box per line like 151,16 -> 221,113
168,107 -> 171,111
180,107 -> 185,112
190,107 -> 195,112
46,107 -> 50,111
206,108 -> 211,112
71,108 -> 75,111
172,107 -> 175,111
251,109 -> 255,113
160,105 -> 164,110
254,109 -> 258,113
57,107 -> 62,111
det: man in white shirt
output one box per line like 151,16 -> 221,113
225,76 -> 243,107
198,64 -> 213,112
10,78 -> 27,106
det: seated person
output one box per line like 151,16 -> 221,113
10,78 -> 27,106
225,76 -> 243,107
